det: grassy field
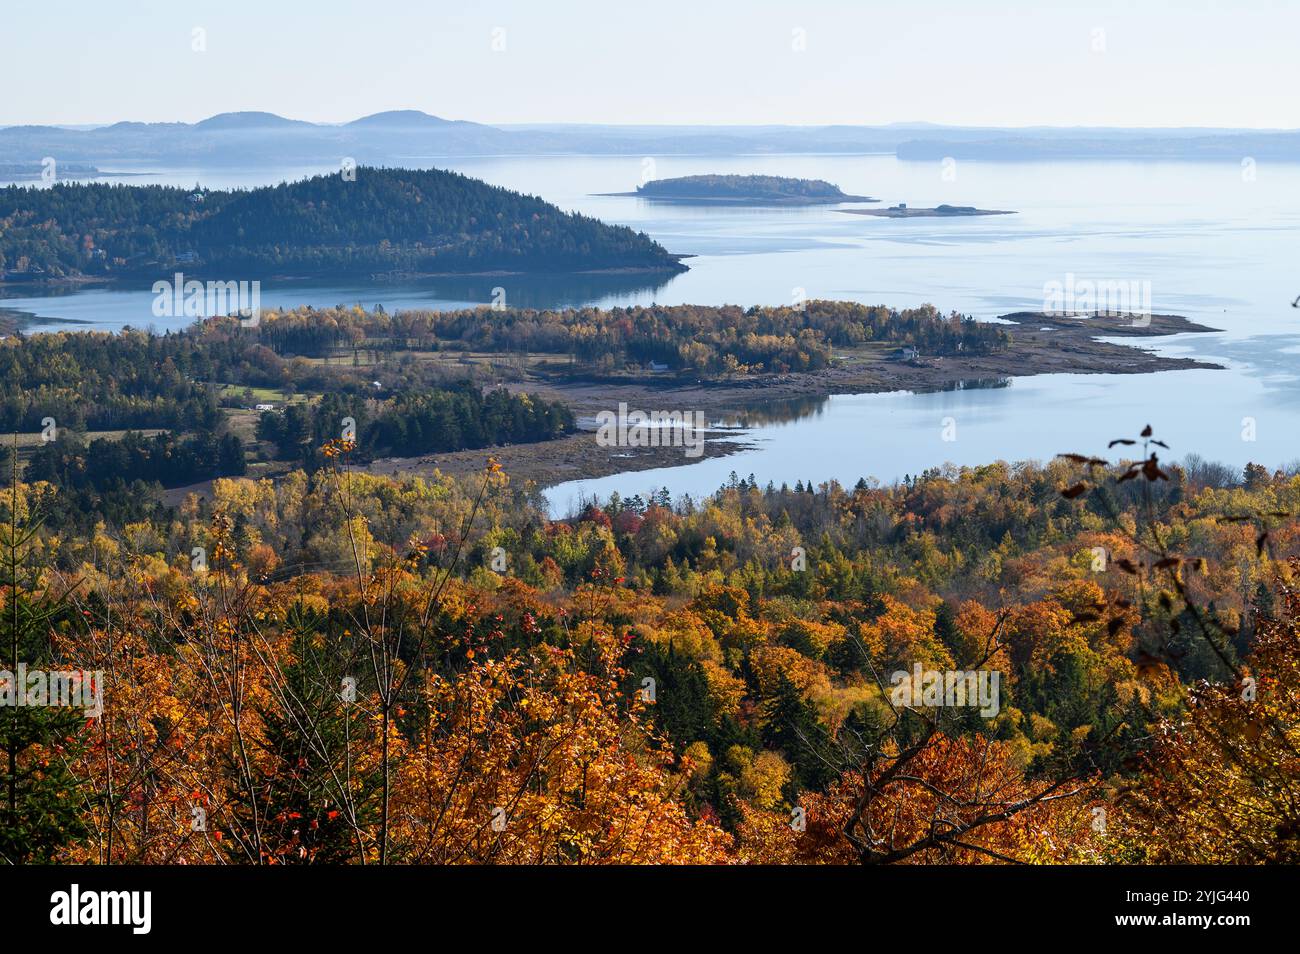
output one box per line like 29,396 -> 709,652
298,348 -> 562,372
6,428 -> 168,449
216,384 -> 312,405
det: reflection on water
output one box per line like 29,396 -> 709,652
937,377 -> 1012,392
718,394 -> 831,427
703,383 -> 1010,430
705,382 -> 1010,431
0,270 -> 678,335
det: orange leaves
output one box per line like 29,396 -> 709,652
855,594 -> 953,672
739,733 -> 1093,865
1117,573 -> 1300,863
386,638 -> 732,864
318,438 -> 356,460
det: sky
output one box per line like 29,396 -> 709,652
3,0 -> 1298,128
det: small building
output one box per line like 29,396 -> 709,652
647,361 -> 669,372
893,346 -> 919,361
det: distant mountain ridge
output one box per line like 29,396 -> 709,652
1,111 -> 1296,165
194,111 -> 317,130
345,110 -> 466,129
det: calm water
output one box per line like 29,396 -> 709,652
2,155 -> 1298,508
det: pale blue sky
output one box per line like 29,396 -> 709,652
4,0 -> 1297,128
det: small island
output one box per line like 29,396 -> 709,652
840,203 -> 1015,218
600,174 -> 877,205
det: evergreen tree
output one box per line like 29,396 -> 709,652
0,448 -> 87,863
223,603 -> 381,864
760,675 -> 838,792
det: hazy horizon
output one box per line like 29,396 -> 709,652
5,0 -> 1298,128
8,113 -> 1300,133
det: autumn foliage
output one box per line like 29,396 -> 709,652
4,427 -> 1298,864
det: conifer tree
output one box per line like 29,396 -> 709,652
0,439 -> 87,863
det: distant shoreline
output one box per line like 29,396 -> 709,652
597,191 -> 878,205
840,204 -> 1016,218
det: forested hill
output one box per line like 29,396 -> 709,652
633,174 -> 870,203
0,167 -> 686,280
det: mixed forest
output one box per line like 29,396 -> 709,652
2,414 -> 1298,863
0,296 -> 1293,865
0,167 -> 683,279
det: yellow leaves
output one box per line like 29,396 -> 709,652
779,617 -> 846,659
735,749 -> 791,811
748,645 -> 829,700
681,740 -> 713,781
699,660 -> 746,719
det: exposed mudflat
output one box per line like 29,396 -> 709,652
363,311 -> 1221,488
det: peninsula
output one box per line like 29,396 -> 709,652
306,303 -> 1216,486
